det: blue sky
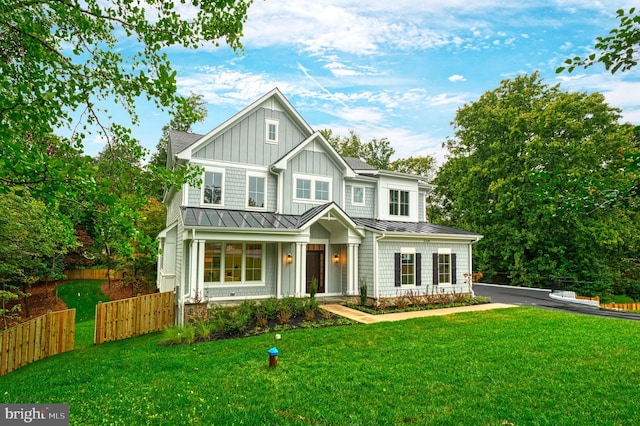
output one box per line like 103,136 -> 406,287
84,0 -> 640,165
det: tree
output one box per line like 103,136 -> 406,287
557,8 -> 640,74
435,73 -> 639,294
148,93 -> 208,200
321,129 -> 395,170
0,0 -> 251,203
0,190 -> 76,325
389,156 -> 437,181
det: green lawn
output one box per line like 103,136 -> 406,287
2,306 -> 640,425
56,279 -> 111,323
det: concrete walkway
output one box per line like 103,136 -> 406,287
322,303 -> 516,324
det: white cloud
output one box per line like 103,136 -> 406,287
448,74 -> 467,83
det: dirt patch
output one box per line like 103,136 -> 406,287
100,280 -> 154,301
2,283 -> 68,329
2,280 -> 155,329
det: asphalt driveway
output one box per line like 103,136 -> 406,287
474,283 -> 640,321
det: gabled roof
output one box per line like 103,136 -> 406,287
353,217 -> 482,240
168,130 -> 203,162
343,157 -> 376,171
271,132 -> 356,178
176,88 -> 314,160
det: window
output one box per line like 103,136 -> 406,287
438,253 -> 451,284
401,253 -> 415,285
204,242 -> 264,284
203,171 -> 223,205
247,174 -> 266,208
352,186 -> 365,205
296,179 -> 311,199
265,119 -> 279,144
395,250 -> 421,287
389,189 -> 409,216
315,181 -> 329,201
433,250 -> 456,285
294,174 -> 332,203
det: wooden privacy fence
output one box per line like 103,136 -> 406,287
600,302 -> 640,312
94,291 -> 175,345
64,269 -> 123,280
0,309 -> 76,376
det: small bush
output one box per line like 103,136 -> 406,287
280,297 -> 304,317
395,294 -> 410,309
359,279 -> 368,306
160,326 -> 195,346
259,298 -> 280,320
193,321 -> 212,341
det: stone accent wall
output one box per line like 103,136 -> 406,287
184,302 -> 209,324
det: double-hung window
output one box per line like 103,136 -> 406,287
203,170 -> 223,206
296,178 -> 311,199
433,249 -> 456,285
315,181 -> 329,201
204,242 -> 264,284
352,186 -> 365,205
247,173 -> 266,209
394,249 -> 421,287
389,189 -> 409,216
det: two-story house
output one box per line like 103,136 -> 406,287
156,88 -> 482,320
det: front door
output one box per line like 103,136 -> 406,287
306,245 -> 325,294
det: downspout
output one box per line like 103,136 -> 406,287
373,233 -> 386,301
469,240 -> 474,297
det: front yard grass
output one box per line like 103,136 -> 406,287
2,307 -> 640,425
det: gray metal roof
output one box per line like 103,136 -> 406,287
343,156 -> 376,170
182,206 -> 480,238
352,217 -> 482,237
182,207 -> 302,230
169,130 -> 204,156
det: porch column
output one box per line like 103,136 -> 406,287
197,240 -> 205,299
294,242 -> 307,297
347,243 -> 358,295
188,239 -> 198,299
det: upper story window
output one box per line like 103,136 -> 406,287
389,189 -> 409,216
296,178 -> 311,199
265,119 -> 279,144
352,186 -> 365,205
247,172 -> 266,209
294,174 -> 332,203
202,170 -> 224,206
315,181 -> 329,201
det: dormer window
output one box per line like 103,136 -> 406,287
389,189 -> 409,216
265,119 -> 279,144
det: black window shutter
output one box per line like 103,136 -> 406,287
394,253 -> 401,287
415,253 -> 422,286
451,253 -> 457,284
432,253 -> 438,285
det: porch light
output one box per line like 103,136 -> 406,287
333,253 -> 339,264
286,253 -> 293,264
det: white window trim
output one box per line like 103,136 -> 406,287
201,167 -> 225,207
437,248 -> 452,285
352,186 -> 365,206
400,247 -> 416,287
293,173 -> 332,204
246,171 -> 268,210
265,118 -> 279,144
204,242 -> 266,287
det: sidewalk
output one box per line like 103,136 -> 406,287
322,303 -> 516,324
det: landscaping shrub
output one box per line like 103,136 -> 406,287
259,297 -> 280,320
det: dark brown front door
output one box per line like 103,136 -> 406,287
306,248 -> 325,294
